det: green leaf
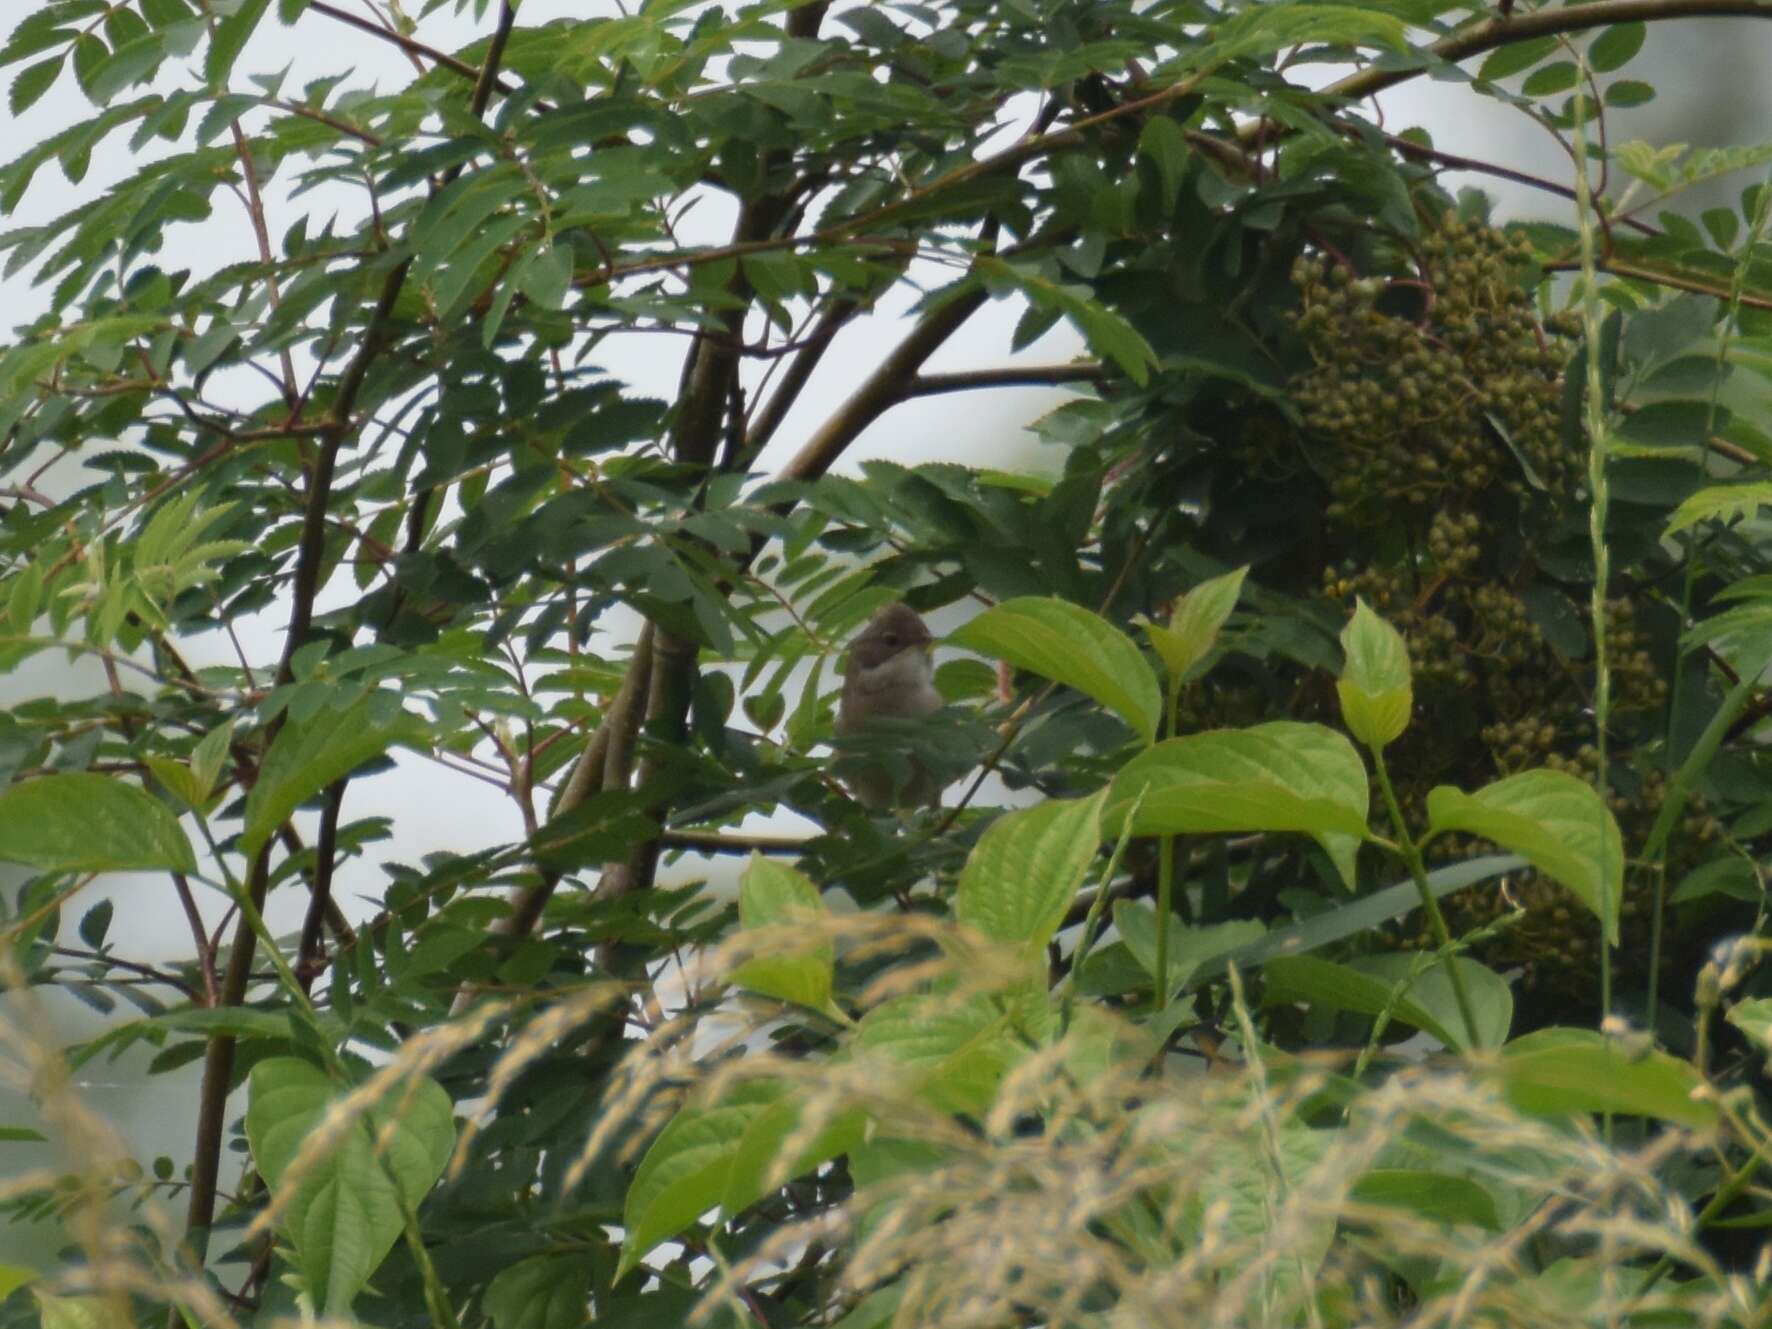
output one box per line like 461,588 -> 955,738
1337,599 -> 1412,750
0,1264 -> 33,1301
852,992 -> 1019,1116
246,1058 -> 455,1316
1664,479 -> 1772,536
1349,1169 -> 1501,1230
729,854 -> 835,1017
32,1292 -> 107,1329
1476,35 -> 1555,82
1113,906 -> 1263,998
1604,79 -> 1654,108
976,257 -> 1158,384
1521,61 -> 1577,97
1588,22 -> 1646,73
1726,996 -> 1772,1052
951,596 -> 1161,743
1137,115 -> 1189,211
9,56 -> 63,116
1264,954 -> 1457,1048
1138,565 -> 1246,683
617,1080 -> 784,1280
1106,722 -> 1370,887
1426,770 -> 1622,945
205,0 -> 271,87
242,696 -> 423,860
1497,1028 -> 1717,1129
1348,953 -> 1512,1050
0,773 -> 195,873
954,790 -> 1106,952
720,1095 -> 865,1225
483,1255 -> 589,1329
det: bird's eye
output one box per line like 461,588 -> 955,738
882,633 -> 898,646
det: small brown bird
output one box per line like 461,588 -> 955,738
835,603 -> 944,808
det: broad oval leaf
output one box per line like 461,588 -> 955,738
1113,905 -> 1264,998
1139,564 -> 1247,683
852,991 -> 1019,1116
1426,770 -> 1622,944
1337,599 -> 1412,751
950,596 -> 1161,744
242,695 -> 424,860
483,1255 -> 589,1329
245,1058 -> 455,1317
618,1079 -> 858,1281
954,789 -> 1106,952
0,772 -> 195,873
1497,1028 -> 1717,1130
1347,953 -> 1513,1051
1261,956 -> 1509,1049
729,854 -> 835,1017
1106,722 -> 1370,887
1349,1169 -> 1501,1231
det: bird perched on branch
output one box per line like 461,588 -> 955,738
836,603 -> 944,809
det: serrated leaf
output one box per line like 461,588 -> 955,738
951,596 -> 1161,744
1426,770 -> 1622,944
954,790 -> 1105,952
242,696 -> 423,860
246,1058 -> 454,1316
729,854 -> 835,1016
483,1255 -> 589,1329
9,56 -> 63,116
205,0 -> 270,87
852,991 -> 1018,1116
0,773 -> 195,873
1665,480 -> 1772,536
1337,599 -> 1412,750
1106,722 -> 1370,887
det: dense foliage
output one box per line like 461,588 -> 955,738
6,0 -> 1772,1325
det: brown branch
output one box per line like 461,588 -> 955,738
295,781 -> 347,993
1377,129 -> 1662,237
746,301 -> 863,455
780,286 -> 991,484
230,123 -> 300,411
305,0 -> 491,88
901,363 -> 1107,399
660,830 -> 812,856
1541,256 -> 1772,311
1312,0 -> 1772,112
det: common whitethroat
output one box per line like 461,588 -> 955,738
835,603 -> 944,809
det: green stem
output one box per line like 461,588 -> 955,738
1154,835 -> 1174,1014
1153,670 -> 1185,1013
1569,63 -> 1616,1026
1372,751 -> 1481,1049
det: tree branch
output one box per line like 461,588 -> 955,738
900,363 -> 1106,399
306,0 -> 492,88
